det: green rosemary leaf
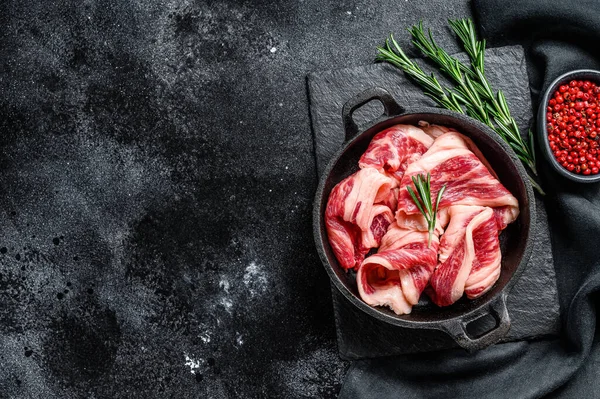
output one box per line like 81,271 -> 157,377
497,90 -> 511,117
424,173 -> 434,216
412,175 -> 429,215
406,173 -> 444,248
529,128 -> 537,164
435,184 -> 446,216
407,185 -> 427,217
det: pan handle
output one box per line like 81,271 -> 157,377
342,87 -> 405,142
440,293 -> 510,352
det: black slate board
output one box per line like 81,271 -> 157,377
307,45 -> 561,359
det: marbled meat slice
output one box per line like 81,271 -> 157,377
464,210 -> 502,299
396,132 -> 519,230
420,122 -> 500,179
358,124 -> 434,184
357,222 -> 440,315
428,205 -> 501,306
325,168 -> 395,270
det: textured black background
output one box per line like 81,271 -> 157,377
0,0 -> 469,397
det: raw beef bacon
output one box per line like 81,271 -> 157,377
464,210 -> 503,299
357,223 -> 441,315
428,206 -> 501,306
324,123 -> 519,314
358,124 -> 434,183
325,168 -> 396,270
396,132 -> 519,231
393,132 -> 518,309
420,123 -> 455,139
326,124 -> 435,271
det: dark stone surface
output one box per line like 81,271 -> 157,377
0,0 -> 489,397
308,46 -> 560,358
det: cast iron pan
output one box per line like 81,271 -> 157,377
313,87 -> 535,351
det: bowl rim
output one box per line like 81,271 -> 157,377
537,68 -> 600,183
313,106 -> 535,329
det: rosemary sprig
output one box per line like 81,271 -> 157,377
406,173 -> 446,248
407,22 -> 491,125
376,20 -> 545,195
448,19 -> 540,179
376,36 -> 464,113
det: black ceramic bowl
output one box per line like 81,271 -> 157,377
537,69 -> 600,183
314,88 -> 535,351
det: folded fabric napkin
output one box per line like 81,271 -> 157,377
340,0 -> 600,397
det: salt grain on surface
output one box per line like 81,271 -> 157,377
243,262 -> 268,297
236,333 -> 244,346
200,333 -> 211,344
184,354 -> 201,374
220,297 -> 234,313
219,277 -> 230,293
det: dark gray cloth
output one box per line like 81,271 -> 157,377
340,1 -> 600,397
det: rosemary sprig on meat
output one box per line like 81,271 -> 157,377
376,19 -> 545,195
406,173 -> 446,248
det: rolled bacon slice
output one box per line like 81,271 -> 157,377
420,122 -> 499,178
358,124 -> 434,184
428,205 -> 501,306
357,222 -> 440,315
325,168 -> 395,270
396,132 -> 519,230
464,210 -> 502,299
